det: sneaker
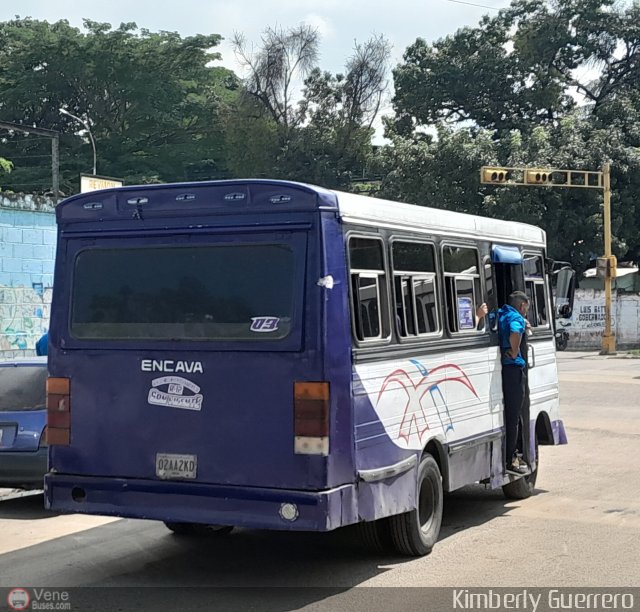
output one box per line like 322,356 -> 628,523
514,454 -> 531,472
506,461 -> 529,475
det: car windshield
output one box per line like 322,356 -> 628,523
0,366 -> 47,411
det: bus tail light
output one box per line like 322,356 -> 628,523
294,382 -> 329,456
46,377 -> 70,446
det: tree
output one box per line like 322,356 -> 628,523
232,25 -> 320,137
0,18 -> 237,194
392,0 -> 639,133
376,115 -> 640,272
229,28 -> 390,188
382,0 -> 640,270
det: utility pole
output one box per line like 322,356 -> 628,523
0,120 -> 60,204
601,162 -> 615,354
481,163 -> 617,354
59,108 -> 96,175
51,134 -> 60,205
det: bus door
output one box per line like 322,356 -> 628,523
521,251 -> 559,466
490,245 -> 526,437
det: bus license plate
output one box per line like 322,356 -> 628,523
155,453 -> 197,480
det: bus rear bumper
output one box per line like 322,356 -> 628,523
44,474 -> 359,532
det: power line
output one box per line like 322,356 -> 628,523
0,137 -> 54,145
0,181 -> 53,186
3,154 -> 52,159
447,0 -> 501,10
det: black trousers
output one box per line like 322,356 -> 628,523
502,365 -> 527,465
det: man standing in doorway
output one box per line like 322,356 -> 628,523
499,291 -> 530,475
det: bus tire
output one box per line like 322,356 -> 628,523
357,518 -> 391,553
164,522 -> 234,536
502,441 -> 539,500
388,453 -> 443,556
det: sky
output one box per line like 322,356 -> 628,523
2,0 -> 510,78
1,0 -> 510,141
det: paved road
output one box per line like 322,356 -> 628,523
0,352 -> 638,608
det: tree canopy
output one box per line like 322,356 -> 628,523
381,0 -> 640,269
0,18 -> 236,194
229,26 -> 391,188
0,7 -> 639,270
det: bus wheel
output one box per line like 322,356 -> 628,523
164,522 -> 234,536
357,518 -> 391,553
388,453 -> 443,556
502,440 -> 539,500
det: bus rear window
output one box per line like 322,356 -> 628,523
71,245 -> 296,341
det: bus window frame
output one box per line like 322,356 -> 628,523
389,237 -> 442,343
441,242 -> 486,336
347,233 -> 392,346
62,232 -> 309,352
482,255 -> 499,332
523,250 -> 551,332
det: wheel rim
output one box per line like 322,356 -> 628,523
418,477 -> 436,532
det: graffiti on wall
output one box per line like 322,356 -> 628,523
565,289 -> 640,349
572,301 -> 615,330
0,285 -> 52,352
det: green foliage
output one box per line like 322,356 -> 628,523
0,18 -> 237,194
392,0 -> 638,133
383,0 -> 640,270
230,30 -> 390,188
224,98 -> 281,178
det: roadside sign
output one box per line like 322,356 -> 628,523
80,174 -> 123,193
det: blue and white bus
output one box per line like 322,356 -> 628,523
44,179 -> 568,556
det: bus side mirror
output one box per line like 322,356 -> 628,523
555,268 -> 575,319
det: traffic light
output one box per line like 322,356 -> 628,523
596,256 -> 617,279
481,167 -> 509,184
525,169 -> 553,185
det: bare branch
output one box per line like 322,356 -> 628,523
232,25 -> 320,132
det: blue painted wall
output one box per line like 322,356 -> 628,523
0,195 -> 56,357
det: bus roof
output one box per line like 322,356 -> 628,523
333,190 -> 546,247
56,179 -> 545,247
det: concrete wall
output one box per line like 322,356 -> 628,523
0,194 -> 56,358
561,288 -> 640,350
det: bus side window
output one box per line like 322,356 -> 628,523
443,245 -> 483,334
523,253 -> 549,328
391,241 -> 440,339
349,237 -> 388,342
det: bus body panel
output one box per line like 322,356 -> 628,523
49,350 -> 330,489
45,474 -> 359,532
319,212 -> 357,488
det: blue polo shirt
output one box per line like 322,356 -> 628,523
36,332 -> 48,356
498,305 -> 526,368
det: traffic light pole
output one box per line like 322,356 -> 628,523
601,162 -> 616,354
480,162 -> 617,354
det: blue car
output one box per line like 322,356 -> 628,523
0,358 -> 48,489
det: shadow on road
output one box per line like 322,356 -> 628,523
0,482 -> 548,595
440,483 -> 548,541
0,492 -> 60,520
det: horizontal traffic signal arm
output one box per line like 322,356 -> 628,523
480,166 -> 603,189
